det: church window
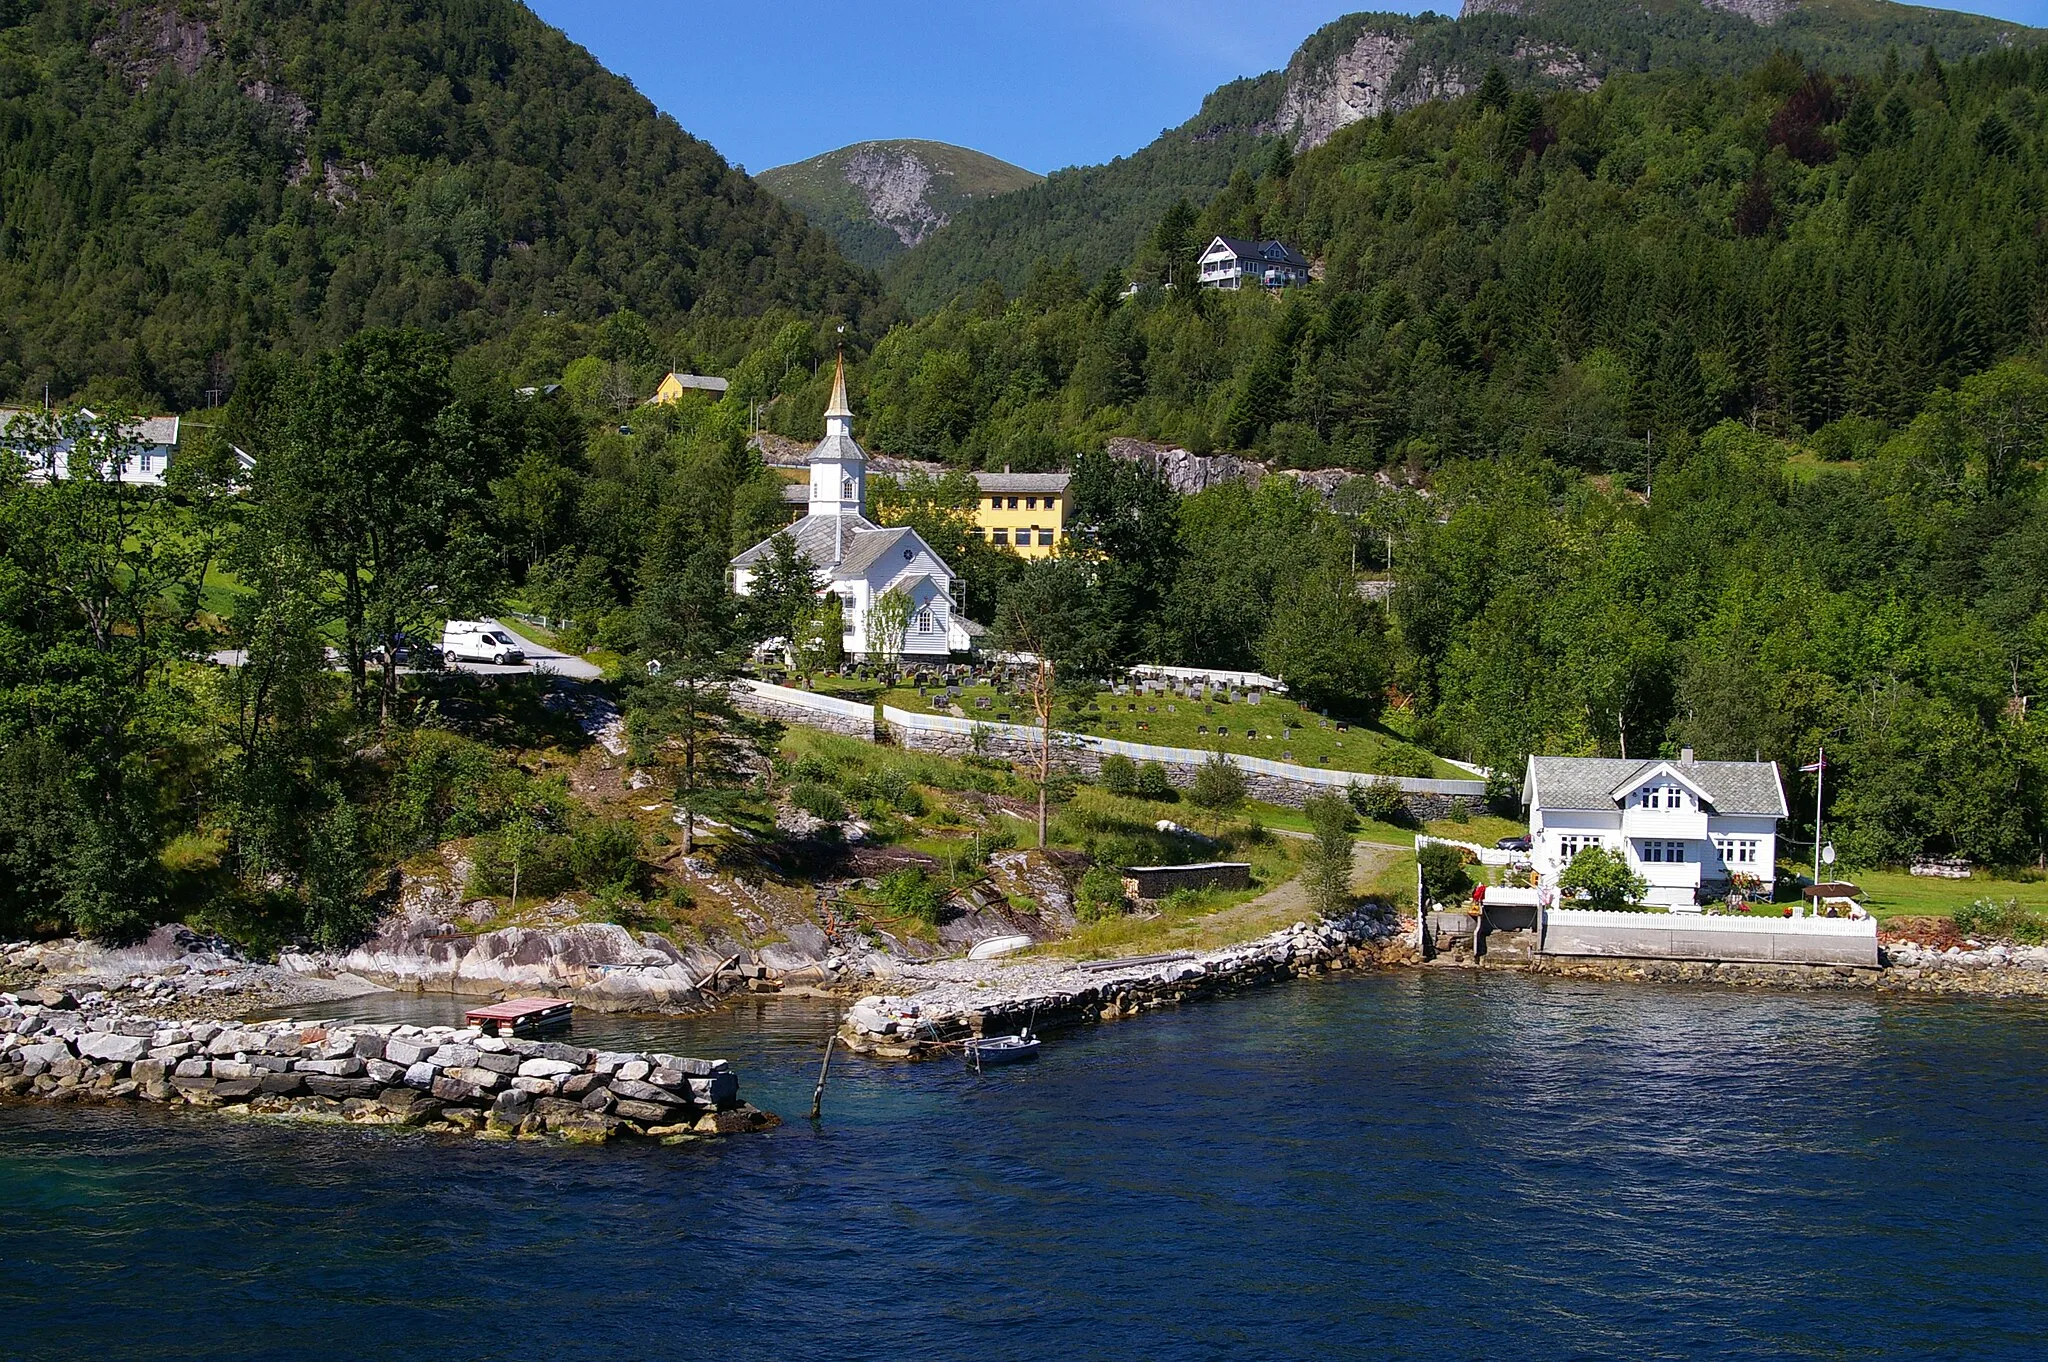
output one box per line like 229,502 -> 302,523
841,476 -> 855,499
915,606 -> 934,633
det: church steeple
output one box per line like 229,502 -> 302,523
824,348 -> 853,435
807,346 -> 865,527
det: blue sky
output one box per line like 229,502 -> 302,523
529,0 -> 2048,176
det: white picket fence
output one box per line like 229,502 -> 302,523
880,704 -> 1485,796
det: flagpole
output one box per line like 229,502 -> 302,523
1812,743 -> 1824,885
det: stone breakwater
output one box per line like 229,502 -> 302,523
0,989 -> 777,1144
841,910 -> 1415,1057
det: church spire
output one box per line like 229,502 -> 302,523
824,347 -> 852,422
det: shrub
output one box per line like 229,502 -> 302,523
790,781 -> 848,822
1348,776 -> 1413,827
1302,793 -> 1356,917
1135,761 -> 1176,801
1045,771 -> 1080,803
877,868 -> 948,927
1418,841 -> 1471,904
568,818 -> 643,893
1557,846 -> 1648,911
1189,751 -> 1247,812
1952,897 -> 2047,945
1076,865 -> 1129,922
1099,753 -> 1139,796
791,754 -> 833,784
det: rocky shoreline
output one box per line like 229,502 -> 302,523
0,987 -> 777,1144
841,909 -> 1418,1057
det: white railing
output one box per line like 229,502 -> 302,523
1544,908 -> 1876,937
880,705 -> 1484,795
1417,834 -> 1520,867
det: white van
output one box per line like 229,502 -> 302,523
440,621 -> 527,666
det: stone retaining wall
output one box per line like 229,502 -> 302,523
881,718 -> 1482,818
734,680 -> 875,740
0,989 -> 776,1144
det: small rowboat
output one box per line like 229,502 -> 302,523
964,1032 -> 1040,1068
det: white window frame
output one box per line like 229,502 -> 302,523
1639,839 -> 1689,864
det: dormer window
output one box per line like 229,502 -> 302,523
1642,783 -> 1685,810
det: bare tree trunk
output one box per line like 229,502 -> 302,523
1036,659 -> 1052,848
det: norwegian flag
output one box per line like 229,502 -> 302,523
1800,757 -> 1828,773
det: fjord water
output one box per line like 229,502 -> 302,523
6,975 -> 2046,1360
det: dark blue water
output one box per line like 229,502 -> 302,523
6,972 -> 2047,1360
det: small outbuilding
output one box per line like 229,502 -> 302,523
1121,861 -> 1252,901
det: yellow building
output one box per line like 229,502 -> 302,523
973,471 -> 1072,558
649,371 -> 730,404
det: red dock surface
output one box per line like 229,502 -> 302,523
464,997 -> 573,1035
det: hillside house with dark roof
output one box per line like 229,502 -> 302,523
730,355 -> 975,659
1198,236 -> 1310,290
1523,751 -> 1788,910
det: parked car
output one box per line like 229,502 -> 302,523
370,632 -> 443,669
440,621 -> 526,666
1496,834 -> 1532,852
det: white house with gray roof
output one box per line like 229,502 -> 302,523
1,408 -> 181,486
1523,751 -> 1788,910
730,355 -> 975,660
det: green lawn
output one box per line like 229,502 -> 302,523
880,681 -> 1464,779
1825,867 -> 2048,920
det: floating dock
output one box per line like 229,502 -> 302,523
464,996 -> 574,1036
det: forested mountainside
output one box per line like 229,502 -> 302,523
885,0 -> 2039,311
757,140 -> 1040,271
0,0 -> 880,410
862,48 -> 2048,471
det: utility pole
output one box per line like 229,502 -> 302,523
1810,744 -> 1826,884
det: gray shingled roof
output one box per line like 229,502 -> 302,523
974,471 -> 1070,496
730,512 -> 881,569
1524,756 -> 1787,817
835,525 -> 916,577
1209,236 -> 1309,269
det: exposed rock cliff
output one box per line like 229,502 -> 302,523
758,139 -> 1041,269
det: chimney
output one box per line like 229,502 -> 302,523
1680,747 -> 1695,766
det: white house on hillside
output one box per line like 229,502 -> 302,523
1198,236 -> 1310,290
1,408 -> 182,486
1523,751 -> 1788,910
730,354 -> 976,660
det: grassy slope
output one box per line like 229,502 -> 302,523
880,682 -> 1464,778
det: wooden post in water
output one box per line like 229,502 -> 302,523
809,1033 -> 837,1121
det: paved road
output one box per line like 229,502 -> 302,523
205,621 -> 604,682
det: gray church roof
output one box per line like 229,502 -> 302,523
1524,755 -> 1787,818
730,511 -> 883,570
835,525 -> 917,578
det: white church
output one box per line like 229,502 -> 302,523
730,354 -> 976,660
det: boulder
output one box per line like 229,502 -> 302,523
472,1051 -> 522,1076
609,1077 -> 681,1104
75,1032 -> 150,1064
445,1066 -> 504,1092
303,1076 -> 381,1099
260,1072 -> 307,1096
616,1059 -> 651,1082
612,1098 -> 689,1124
212,1078 -> 263,1101
17,1041 -> 71,1067
526,1042 -> 592,1067
352,1035 -> 388,1061
517,1057 -> 577,1079
148,1043 -> 196,1063
431,1075 -> 483,1105
510,1076 -> 557,1097
579,1088 -> 615,1114
364,1059 -> 406,1085
403,1061 -> 440,1090
430,1044 -> 480,1070
210,1061 -> 254,1081
131,1059 -> 166,1086
33,988 -> 77,1010
559,1071 -> 603,1098
297,1057 -> 364,1077
651,1054 -> 730,1077
173,1057 -> 210,1078
246,1054 -> 293,1073
384,1038 -> 436,1067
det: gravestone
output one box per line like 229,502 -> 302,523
1247,692 -> 1262,705
976,697 -> 992,710
1197,725 -> 1208,734
1147,704 -> 1157,713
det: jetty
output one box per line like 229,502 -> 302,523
464,996 -> 573,1036
841,909 -> 1412,1058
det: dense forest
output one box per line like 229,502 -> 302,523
4,6 -> 2048,950
884,0 -> 2037,309
0,0 -> 880,409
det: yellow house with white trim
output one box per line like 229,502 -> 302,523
973,470 -> 1071,558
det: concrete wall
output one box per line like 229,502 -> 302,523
880,704 -> 1486,813
733,680 -> 875,740
1539,908 -> 1879,968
